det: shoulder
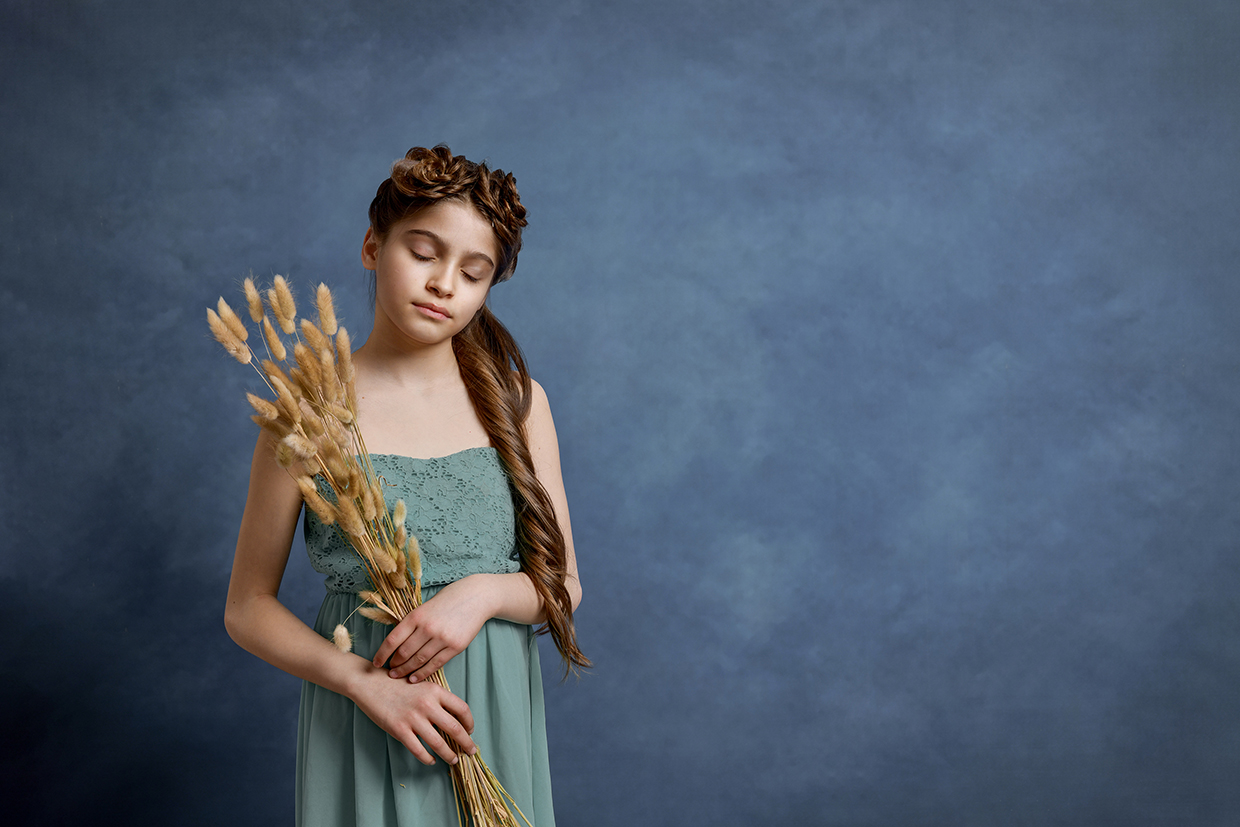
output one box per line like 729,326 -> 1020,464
529,377 -> 550,411
524,378 -> 559,445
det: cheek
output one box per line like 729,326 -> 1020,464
463,287 -> 491,318
451,302 -> 485,333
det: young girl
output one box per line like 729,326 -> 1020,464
224,145 -> 586,827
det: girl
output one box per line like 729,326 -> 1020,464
224,145 -> 586,827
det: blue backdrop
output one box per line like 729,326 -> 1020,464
2,1 -> 1238,824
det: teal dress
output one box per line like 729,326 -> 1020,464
296,448 -> 555,827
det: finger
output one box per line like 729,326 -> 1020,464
387,624 -> 433,671
415,719 -> 463,765
431,708 -> 477,756
439,689 -> 476,738
389,638 -> 438,678
373,615 -> 418,667
395,731 -> 435,766
408,646 -> 458,684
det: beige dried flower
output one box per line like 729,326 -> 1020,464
293,342 -> 322,390
336,327 -> 355,384
324,451 -> 349,486
392,499 -> 407,528
300,318 -> 331,360
274,441 -> 296,468
250,414 -> 291,440
357,589 -> 384,606
319,348 -> 338,404
316,283 -> 338,335
216,297 -> 249,343
332,623 -> 352,653
328,402 -> 354,425
299,398 -> 325,438
367,482 -> 388,535
289,367 -> 310,396
268,276 -> 297,335
261,316 -> 287,361
261,360 -> 301,400
408,534 -> 422,582
268,373 -> 301,424
246,392 -> 281,422
324,414 -> 351,449
296,476 -> 336,524
372,539 -> 397,574
281,432 -> 317,460
358,590 -> 403,621
359,606 -> 400,625
336,493 -> 366,538
340,464 -> 361,497
243,277 -> 264,323
359,480 -> 377,523
207,308 -> 252,364
392,538 -> 407,577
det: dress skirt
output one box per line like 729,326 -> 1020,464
296,587 -> 555,827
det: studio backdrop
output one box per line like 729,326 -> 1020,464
2,1 -> 1238,825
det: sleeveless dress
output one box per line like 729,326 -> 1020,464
296,448 -> 555,827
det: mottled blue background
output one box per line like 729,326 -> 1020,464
2,1 -> 1238,824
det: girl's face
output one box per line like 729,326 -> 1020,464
362,199 -> 500,349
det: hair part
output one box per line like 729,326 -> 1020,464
368,145 -> 589,675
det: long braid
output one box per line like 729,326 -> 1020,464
454,309 -> 590,675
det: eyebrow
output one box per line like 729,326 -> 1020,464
403,228 -> 496,268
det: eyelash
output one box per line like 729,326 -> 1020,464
412,250 -> 481,283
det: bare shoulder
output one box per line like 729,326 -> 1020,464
526,378 -> 554,422
525,378 -> 560,452
529,377 -> 552,414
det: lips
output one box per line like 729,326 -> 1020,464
414,302 -> 450,319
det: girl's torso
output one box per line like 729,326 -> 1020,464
304,447 -> 521,592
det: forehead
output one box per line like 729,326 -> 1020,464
396,199 -> 500,262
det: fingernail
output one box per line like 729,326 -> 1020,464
408,675 -> 419,683
389,670 -> 399,678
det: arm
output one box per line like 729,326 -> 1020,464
376,379 -> 583,681
224,434 -> 476,764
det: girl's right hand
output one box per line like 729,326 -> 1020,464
349,664 -> 477,765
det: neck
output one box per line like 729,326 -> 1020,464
354,318 -> 461,389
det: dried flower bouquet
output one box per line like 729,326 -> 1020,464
209,276 -> 531,827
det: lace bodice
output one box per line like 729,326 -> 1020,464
304,448 -> 520,593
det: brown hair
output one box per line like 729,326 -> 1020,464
368,145 -> 589,675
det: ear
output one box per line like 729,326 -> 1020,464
361,227 -> 379,269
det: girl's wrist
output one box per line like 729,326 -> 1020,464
457,573 -> 506,623
472,571 -> 545,625
338,650 -> 382,701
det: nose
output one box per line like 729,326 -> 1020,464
425,263 -> 454,298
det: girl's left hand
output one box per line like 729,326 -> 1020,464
373,576 -> 493,683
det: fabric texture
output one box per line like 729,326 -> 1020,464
296,448 -> 554,827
